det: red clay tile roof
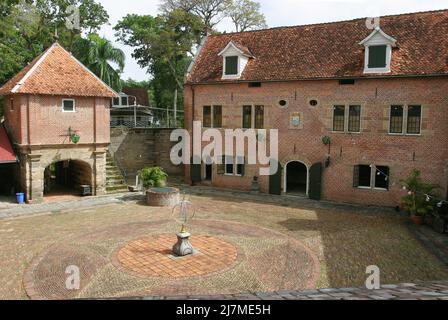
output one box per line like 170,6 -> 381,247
0,43 -> 118,98
0,124 -> 17,163
187,10 -> 448,84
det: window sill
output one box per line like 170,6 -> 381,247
363,68 -> 391,74
387,133 -> 422,137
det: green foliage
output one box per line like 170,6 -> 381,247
72,33 -> 125,91
401,170 -> 439,217
140,167 -> 168,189
0,0 -> 109,87
114,10 -> 203,122
227,0 -> 267,32
121,78 -> 150,90
160,0 -> 266,32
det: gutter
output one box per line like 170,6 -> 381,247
186,73 -> 448,86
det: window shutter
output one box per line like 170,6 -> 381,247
353,165 -> 360,188
225,56 -> 238,75
368,45 -> 387,68
217,156 -> 225,175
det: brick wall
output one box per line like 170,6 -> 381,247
184,77 -> 448,207
109,128 -> 183,183
4,94 -> 110,145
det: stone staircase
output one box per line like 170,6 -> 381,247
106,152 -> 129,194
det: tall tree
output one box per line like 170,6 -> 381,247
160,0 -> 231,32
115,9 -> 203,103
226,0 -> 267,32
72,34 -> 125,91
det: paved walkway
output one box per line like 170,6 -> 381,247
0,194 -> 129,219
0,185 -> 398,220
133,281 -> 448,300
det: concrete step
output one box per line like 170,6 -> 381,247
106,185 -> 129,193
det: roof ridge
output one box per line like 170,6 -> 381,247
209,8 -> 448,37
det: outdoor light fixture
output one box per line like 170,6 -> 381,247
68,127 -> 80,144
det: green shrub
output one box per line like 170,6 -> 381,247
140,167 -> 168,190
401,170 -> 439,217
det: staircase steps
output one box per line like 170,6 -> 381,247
105,152 -> 129,194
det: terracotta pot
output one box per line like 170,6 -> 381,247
411,215 -> 424,225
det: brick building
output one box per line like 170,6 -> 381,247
0,42 -> 117,203
184,10 -> 448,207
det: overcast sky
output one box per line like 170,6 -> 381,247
96,0 -> 448,81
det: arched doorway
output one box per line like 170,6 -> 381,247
44,160 -> 92,198
285,161 -> 308,195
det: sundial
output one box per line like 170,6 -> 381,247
171,196 -> 196,257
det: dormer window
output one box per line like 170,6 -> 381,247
360,27 -> 396,74
225,56 -> 239,76
368,45 -> 387,69
218,41 -> 253,80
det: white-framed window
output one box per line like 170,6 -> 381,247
360,27 -> 396,74
224,155 -> 234,175
62,99 -> 75,112
218,155 -> 245,177
121,96 -> 129,106
332,105 -> 362,133
242,105 -> 264,129
389,105 -> 422,135
9,98 -> 14,112
236,156 -> 245,176
112,97 -> 120,106
218,42 -> 251,80
224,56 -> 239,76
364,44 -> 392,73
353,164 -> 390,190
202,105 -> 222,128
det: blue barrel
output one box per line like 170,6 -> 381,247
16,193 -> 25,204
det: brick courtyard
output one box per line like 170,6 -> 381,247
0,190 -> 447,299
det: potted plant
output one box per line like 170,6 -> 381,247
139,167 -> 168,189
401,170 -> 439,225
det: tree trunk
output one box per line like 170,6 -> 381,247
173,88 -> 178,128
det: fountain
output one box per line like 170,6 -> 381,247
171,197 -> 196,257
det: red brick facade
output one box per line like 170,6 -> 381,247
184,76 -> 448,207
0,43 -> 116,203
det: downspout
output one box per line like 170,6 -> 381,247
93,97 -> 97,195
191,85 -> 195,186
26,95 -> 32,201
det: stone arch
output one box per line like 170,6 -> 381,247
43,159 -> 93,196
280,155 -> 311,196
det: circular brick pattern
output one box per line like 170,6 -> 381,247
113,235 -> 238,278
23,219 -> 320,299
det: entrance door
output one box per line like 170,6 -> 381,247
205,164 -> 212,181
286,161 -> 308,195
269,159 -> 282,195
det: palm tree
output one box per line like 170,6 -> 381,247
73,34 -> 125,91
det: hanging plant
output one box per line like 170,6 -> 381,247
70,133 -> 80,144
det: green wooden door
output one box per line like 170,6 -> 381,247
190,156 -> 202,184
269,159 -> 282,195
309,162 -> 322,200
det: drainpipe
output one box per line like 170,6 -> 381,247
191,85 -> 195,186
93,97 -> 97,195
